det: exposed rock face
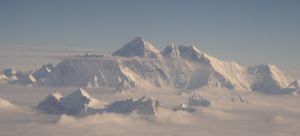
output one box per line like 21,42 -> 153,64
114,77 -> 136,92
104,96 -> 160,115
37,88 -> 98,115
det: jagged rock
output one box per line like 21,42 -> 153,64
174,93 -> 211,112
104,96 -> 160,115
114,76 -> 136,92
187,93 -> 211,107
60,88 -> 98,115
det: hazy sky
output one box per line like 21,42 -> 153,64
0,0 -> 299,70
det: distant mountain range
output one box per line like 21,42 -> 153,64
0,37 -> 299,94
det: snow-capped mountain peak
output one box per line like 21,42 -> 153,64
37,88 -> 99,115
61,88 -> 94,108
36,91 -> 63,114
248,64 -> 291,92
112,37 -> 161,58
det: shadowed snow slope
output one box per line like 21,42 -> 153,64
7,37 -> 293,93
37,88 -> 98,115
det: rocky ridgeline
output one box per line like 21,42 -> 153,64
37,88 -> 160,116
0,37 -> 298,94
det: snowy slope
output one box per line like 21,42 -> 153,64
4,37 -> 293,93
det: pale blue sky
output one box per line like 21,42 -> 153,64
0,0 -> 299,70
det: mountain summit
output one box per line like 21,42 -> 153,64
112,37 -> 161,58
2,37 -> 294,94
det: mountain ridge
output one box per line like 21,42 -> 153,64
0,37 -> 295,93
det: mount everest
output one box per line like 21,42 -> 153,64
0,37 -> 297,94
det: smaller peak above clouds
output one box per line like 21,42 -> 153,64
248,64 -> 292,93
37,88 -> 99,116
174,93 -> 211,113
104,96 -> 160,116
